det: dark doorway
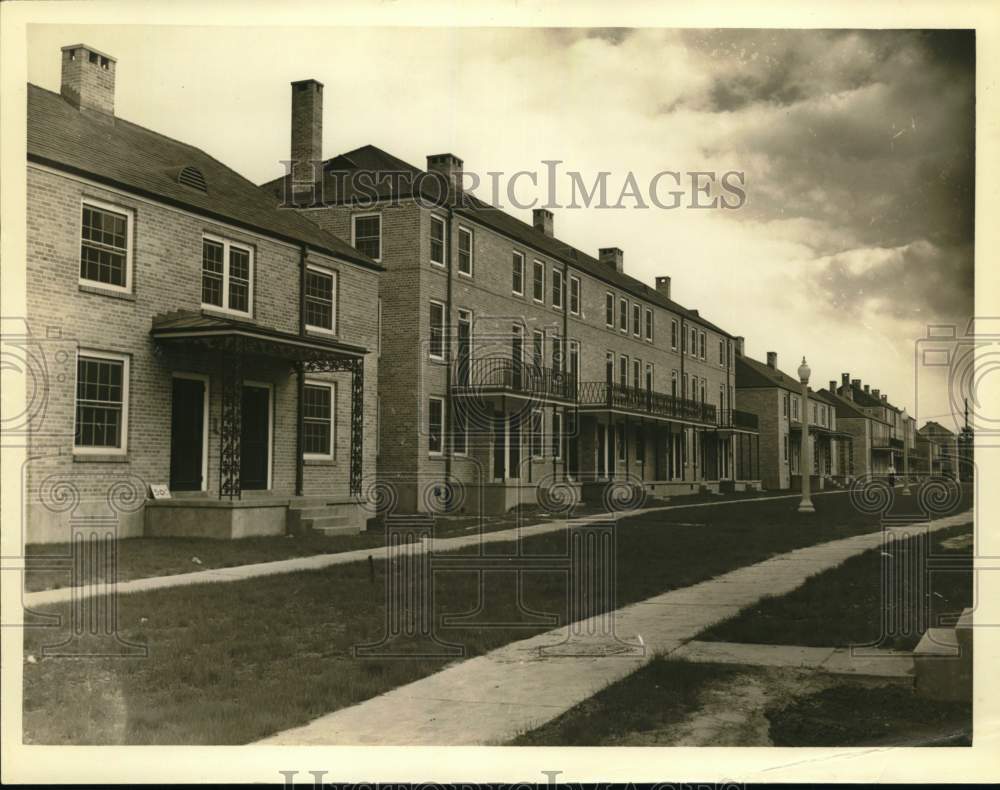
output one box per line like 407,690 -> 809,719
170,376 -> 206,491
241,384 -> 270,490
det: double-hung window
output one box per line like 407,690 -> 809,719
430,215 -> 446,266
512,251 -> 525,295
74,351 -> 129,454
303,381 -> 335,458
533,260 -> 545,302
619,298 -> 628,333
428,397 -> 444,454
569,276 -> 581,315
457,226 -> 473,276
644,308 -> 653,342
632,358 -> 641,390
671,319 -> 679,350
531,409 -> 543,458
202,236 -> 252,315
619,355 -> 628,387
80,200 -> 132,291
552,269 -> 564,309
719,339 -> 725,365
632,304 -> 641,337
352,214 -> 381,261
429,300 -> 445,360
304,265 -> 337,333
605,293 -> 615,327
699,331 -> 706,359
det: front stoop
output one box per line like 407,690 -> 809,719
914,607 -> 973,702
287,498 -> 365,536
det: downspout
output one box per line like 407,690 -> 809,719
295,244 -> 307,497
444,207 -> 454,491
562,261 -> 570,482
680,315 -> 686,482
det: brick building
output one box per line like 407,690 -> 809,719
261,78 -> 760,513
833,374 -> 901,477
23,45 -> 382,544
915,421 -> 961,479
734,349 -> 844,490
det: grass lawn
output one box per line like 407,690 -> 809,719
22,483 -> 972,744
512,657 -> 971,746
699,521 -> 974,651
22,488 -> 777,593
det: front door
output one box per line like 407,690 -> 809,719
241,384 -> 270,490
169,377 -> 205,491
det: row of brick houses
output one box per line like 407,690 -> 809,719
21,44 -> 961,543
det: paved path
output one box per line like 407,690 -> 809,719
23,490 -> 849,608
258,509 -> 972,746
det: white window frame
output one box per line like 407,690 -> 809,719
512,250 -> 525,295
304,263 -> 338,335
605,292 -> 615,327
619,298 -> 628,333
78,198 -> 134,294
570,275 -> 581,316
531,408 -> 544,459
552,410 -> 563,460
552,268 -> 564,309
428,396 -> 444,456
430,214 -> 446,267
644,308 -> 653,342
699,331 -> 707,360
632,303 -> 641,337
302,379 -> 336,460
201,233 -> 254,317
351,213 -> 382,262
171,372 -> 209,489
429,299 -> 446,361
532,260 -> 545,303
671,319 -> 679,351
73,348 -> 130,456
457,225 -> 474,277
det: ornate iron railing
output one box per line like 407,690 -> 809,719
716,409 -> 759,431
577,381 -> 717,424
451,356 -> 577,402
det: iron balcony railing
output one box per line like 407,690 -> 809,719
871,435 -> 892,449
451,356 -> 577,402
577,380 -> 717,425
890,437 -> 905,450
717,409 -> 760,431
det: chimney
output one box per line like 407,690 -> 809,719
829,380 -> 837,393
841,373 -> 850,389
599,247 -> 624,273
735,336 -> 745,357
852,378 -> 861,389
882,394 -> 888,403
60,44 -> 116,118
533,209 -> 554,237
427,153 -> 464,195
655,276 -> 671,299
290,79 -> 324,180
766,351 -> 777,370
872,388 -> 880,399
864,384 -> 870,394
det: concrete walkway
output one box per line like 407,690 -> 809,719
23,490 -> 848,608
258,509 -> 972,746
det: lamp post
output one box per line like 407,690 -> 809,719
901,408 -> 912,495
797,357 -> 815,513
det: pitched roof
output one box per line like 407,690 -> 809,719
920,420 -> 956,438
735,353 -> 826,399
261,144 -> 733,337
816,387 -> 868,419
27,84 -> 381,271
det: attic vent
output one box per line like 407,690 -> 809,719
178,166 -> 207,192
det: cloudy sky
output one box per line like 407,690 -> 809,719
27,25 -> 975,427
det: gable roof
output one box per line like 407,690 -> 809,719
27,84 -> 381,271
735,353 -> 826,399
260,144 -> 733,337
920,420 -> 956,438
816,387 -> 869,419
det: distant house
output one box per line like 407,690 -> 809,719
915,421 -> 961,480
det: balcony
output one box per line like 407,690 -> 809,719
450,357 -> 577,403
890,437 -> 905,451
717,409 -> 759,432
577,381 -> 717,425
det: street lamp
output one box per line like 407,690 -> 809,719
797,357 -> 815,513
901,407 -> 912,495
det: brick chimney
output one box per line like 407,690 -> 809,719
864,384 -> 870,394
655,276 -> 671,299
852,378 -> 861,389
599,247 -> 624,273
829,380 -> 837,393
766,351 -> 778,370
61,44 -> 116,118
841,373 -> 850,389
427,153 -> 464,194
872,388 -> 880,399
533,209 -> 554,237
290,79 -> 323,181
735,336 -> 745,357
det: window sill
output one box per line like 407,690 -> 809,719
73,453 -> 128,463
201,306 -> 253,321
305,326 -> 338,339
78,283 -> 135,301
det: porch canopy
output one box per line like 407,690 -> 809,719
150,311 -> 366,499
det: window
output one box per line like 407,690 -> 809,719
783,394 -> 789,417
202,236 -> 252,315
719,339 -> 725,365
533,260 -> 545,301
512,251 -> 525,295
304,265 -> 337,332
532,330 -> 544,369
606,351 -> 615,382
352,214 -> 381,260
605,293 -> 615,326
682,325 -> 687,354
552,411 -> 562,459
74,351 -> 128,453
645,363 -> 653,392
632,358 -> 641,390
568,340 -> 580,385
690,327 -> 697,355
683,372 -> 689,399
644,308 -> 653,342
457,226 -> 473,276
671,319 -> 679,351
570,276 -> 581,315
303,382 -> 335,458
80,201 -> 132,291
428,397 -> 444,454
619,355 -> 628,387
619,298 -> 628,333
671,369 -> 678,398
792,395 -> 799,420
429,300 -> 445,360
551,334 -> 563,371
699,331 -> 706,360
720,383 -> 726,411
552,268 -> 564,308
430,215 -> 445,266
531,409 -> 543,458
784,434 -> 789,461
632,304 -> 641,337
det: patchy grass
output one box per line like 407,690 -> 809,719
22,484 -> 973,744
699,522 -> 974,651
766,683 -> 971,746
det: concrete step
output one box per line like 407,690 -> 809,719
288,497 -> 335,510
311,523 -> 362,537
303,514 -> 351,530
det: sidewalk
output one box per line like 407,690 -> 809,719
257,509 -> 973,745
23,490 -> 846,608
